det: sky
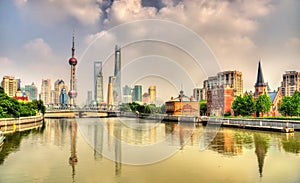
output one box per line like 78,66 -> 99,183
0,0 -> 299,105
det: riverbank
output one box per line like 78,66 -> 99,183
0,114 -> 44,134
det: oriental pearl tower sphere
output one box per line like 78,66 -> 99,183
68,33 -> 78,107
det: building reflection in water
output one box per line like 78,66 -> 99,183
254,134 -> 269,178
114,121 -> 122,176
69,121 -> 78,182
93,122 -> 103,160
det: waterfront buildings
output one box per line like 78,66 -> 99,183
68,33 -> 78,107
1,76 -> 17,97
132,85 -> 142,103
107,76 -> 115,106
148,85 -> 156,104
60,88 -> 69,108
54,79 -> 67,105
122,85 -> 132,103
165,90 -> 199,116
41,79 -> 51,105
206,70 -> 243,116
25,82 -> 38,101
142,92 -> 150,104
87,90 -> 92,105
279,71 -> 300,96
94,61 -> 104,103
113,45 -> 121,104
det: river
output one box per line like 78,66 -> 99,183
0,118 -> 299,183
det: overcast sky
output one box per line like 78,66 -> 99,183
1,0 -> 299,105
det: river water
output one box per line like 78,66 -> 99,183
0,118 -> 299,183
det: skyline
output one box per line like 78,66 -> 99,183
1,0 -> 299,104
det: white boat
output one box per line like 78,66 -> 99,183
0,130 -> 5,147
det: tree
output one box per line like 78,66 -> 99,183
232,94 -> 255,116
279,91 -> 300,116
199,100 -> 207,116
255,93 -> 272,117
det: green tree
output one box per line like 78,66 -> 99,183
279,91 -> 300,116
232,94 -> 255,116
255,93 -> 272,117
199,100 -> 207,116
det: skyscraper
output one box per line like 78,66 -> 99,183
60,88 -> 69,108
87,90 -> 92,105
1,76 -> 17,97
68,33 -> 78,107
122,85 -> 132,103
148,85 -> 156,104
280,71 -> 300,96
54,79 -> 67,105
113,45 -> 121,104
41,79 -> 51,105
94,61 -> 104,102
132,85 -> 142,103
107,76 -> 115,106
25,82 -> 38,101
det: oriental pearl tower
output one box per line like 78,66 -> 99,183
68,33 -> 77,107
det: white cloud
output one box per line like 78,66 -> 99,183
285,37 -> 300,48
24,38 -> 52,56
0,57 -> 14,65
14,0 -> 102,26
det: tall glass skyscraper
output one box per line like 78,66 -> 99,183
113,45 -> 121,104
25,82 -> 38,101
132,85 -> 142,102
94,61 -> 104,103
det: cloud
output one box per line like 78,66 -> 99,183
24,38 -> 52,56
0,57 -> 14,65
285,37 -> 300,48
14,0 -> 102,26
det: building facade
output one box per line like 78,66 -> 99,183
132,85 -> 142,103
122,85 -> 132,103
25,82 -> 38,101
279,71 -> 300,96
54,79 -> 67,105
107,76 -> 115,106
113,45 -> 121,104
41,79 -> 51,105
165,90 -> 199,116
1,76 -> 17,97
206,70 -> 243,116
148,85 -> 156,104
94,61 -> 104,103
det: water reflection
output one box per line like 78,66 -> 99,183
254,134 -> 269,177
0,125 -> 45,165
0,118 -> 300,183
69,121 -> 78,182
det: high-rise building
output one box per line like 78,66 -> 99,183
113,45 -> 121,104
25,82 -> 38,101
254,61 -> 267,100
60,88 -> 69,108
206,70 -> 243,116
132,85 -> 142,103
280,71 -> 300,96
16,79 -> 21,90
148,85 -> 156,104
142,92 -> 150,104
87,90 -> 92,105
1,76 -> 17,97
94,61 -> 104,102
107,76 -> 115,106
54,79 -> 67,105
123,85 -> 132,103
68,33 -> 78,107
193,88 -> 206,101
217,71 -> 243,96
41,79 -> 51,105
